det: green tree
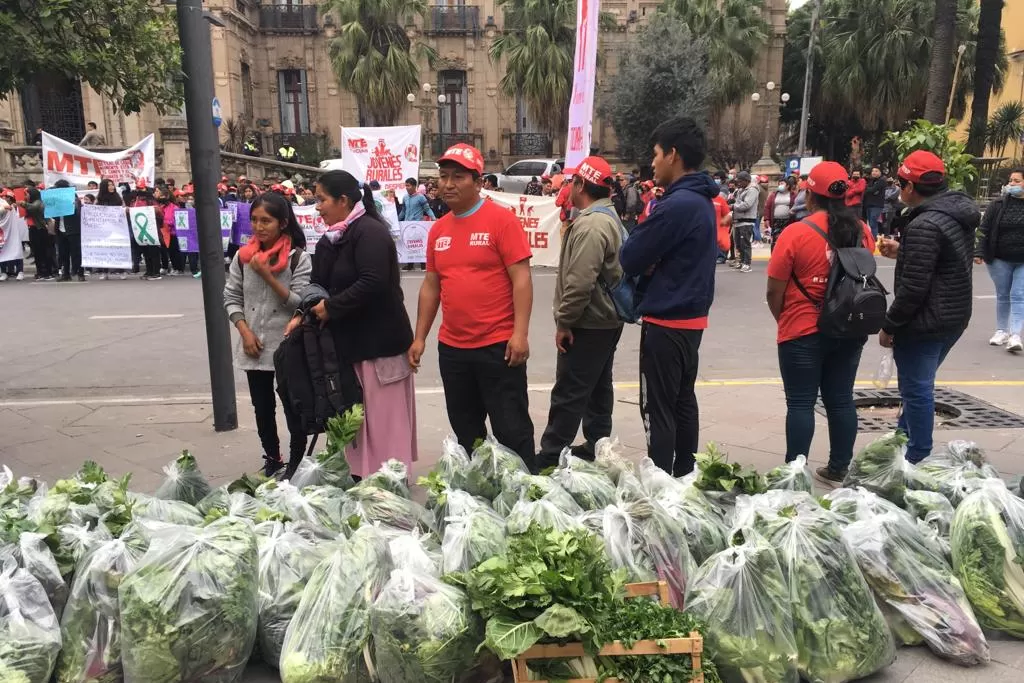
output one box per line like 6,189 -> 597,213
663,0 -> 769,110
965,0 -> 1005,156
985,101 -> 1024,158
490,0 -> 576,135
0,0 -> 182,114
882,119 -> 976,188
923,0 -> 959,123
324,0 -> 437,126
602,13 -> 711,166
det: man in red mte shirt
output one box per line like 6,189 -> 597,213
408,143 -> 536,464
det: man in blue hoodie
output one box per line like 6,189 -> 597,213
620,116 -> 718,476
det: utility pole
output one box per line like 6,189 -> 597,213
797,0 -> 822,158
176,0 -> 237,432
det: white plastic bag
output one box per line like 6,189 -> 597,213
0,559 -> 62,683
441,506 -> 507,574
153,450 -> 211,505
873,349 -> 894,389
764,455 -> 814,493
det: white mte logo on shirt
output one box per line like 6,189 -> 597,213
435,236 -> 452,251
469,232 -> 490,246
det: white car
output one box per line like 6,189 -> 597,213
496,159 -> 563,194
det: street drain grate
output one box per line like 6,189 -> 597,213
815,387 -> 1024,433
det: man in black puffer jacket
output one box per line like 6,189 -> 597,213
878,150 -> 979,463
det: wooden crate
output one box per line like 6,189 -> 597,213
510,581 -> 705,683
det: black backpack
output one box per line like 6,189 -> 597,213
792,217 -> 889,338
273,314 -> 363,441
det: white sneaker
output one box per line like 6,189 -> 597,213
990,330 -> 1010,346
0,273 -> 7,282
98,274 -> 107,281
1009,335 -> 1023,353
740,264 -> 752,273
15,272 -> 23,281
119,272 -> 128,280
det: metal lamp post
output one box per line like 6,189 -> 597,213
408,84 -> 447,157
750,82 -> 789,179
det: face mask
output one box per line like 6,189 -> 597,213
778,184 -> 786,192
1005,185 -> 1024,197
715,179 -> 723,186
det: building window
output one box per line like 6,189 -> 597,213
277,69 -> 309,134
437,70 -> 468,134
241,63 -> 254,124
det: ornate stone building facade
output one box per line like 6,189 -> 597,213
0,0 -> 787,176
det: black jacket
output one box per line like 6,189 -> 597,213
975,195 -> 1024,264
863,177 -> 887,208
311,214 -> 413,363
57,201 -> 82,235
884,191 -> 979,340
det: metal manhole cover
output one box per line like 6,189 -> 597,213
815,387 -> 1024,433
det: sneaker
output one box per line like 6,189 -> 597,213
148,275 -> 162,281
119,272 -> 128,280
990,330 -> 1010,346
1008,335 -> 1023,353
193,271 -> 202,279
98,274 -> 107,281
263,454 -> 285,478
729,261 -> 742,269
15,272 -> 23,281
77,274 -> 86,282
726,259 -> 738,267
740,264 -> 752,273
0,273 -> 7,282
814,465 -> 847,487
160,268 -> 168,275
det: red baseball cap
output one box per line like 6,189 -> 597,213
217,183 -> 228,192
575,156 -> 614,186
438,143 -> 485,174
805,161 -> 850,199
898,150 -> 945,184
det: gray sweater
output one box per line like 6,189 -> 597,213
732,185 -> 759,222
223,248 -> 312,372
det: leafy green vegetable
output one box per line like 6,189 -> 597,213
550,454 -> 617,511
694,444 -> 767,509
917,443 -> 1002,507
55,537 -> 147,683
751,499 -> 895,682
639,459 -> 728,566
841,432 -> 918,505
290,407 -> 363,490
904,489 -> 955,539
685,529 -> 799,683
492,471 -> 581,518
353,459 -> 410,499
441,505 -> 507,574
370,569 -> 482,683
132,494 -> 204,526
0,561 -> 61,683
280,525 -> 392,683
427,435 -> 472,493
448,524 -> 626,660
118,518 -> 259,683
844,511 -> 988,666
201,491 -> 285,525
764,456 -> 813,493
951,480 -> 1024,638
1,533 -> 69,619
153,450 -> 211,505
506,498 -> 583,535
256,481 -> 348,533
342,484 -> 435,534
462,436 -> 529,501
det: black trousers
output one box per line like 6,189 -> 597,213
639,323 -> 703,476
438,341 -> 535,467
57,232 -> 82,277
246,370 -> 307,463
29,228 -> 55,277
538,326 -> 623,467
142,245 -> 161,277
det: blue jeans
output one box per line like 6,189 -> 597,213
866,207 -> 883,239
893,332 -> 962,463
987,259 -> 1024,335
778,333 -> 866,470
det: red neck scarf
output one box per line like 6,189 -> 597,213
238,234 -> 292,274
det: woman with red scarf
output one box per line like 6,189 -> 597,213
224,192 -> 312,476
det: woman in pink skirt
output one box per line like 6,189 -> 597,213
295,170 -> 418,478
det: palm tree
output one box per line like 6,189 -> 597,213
324,0 -> 437,126
986,101 -> 1024,158
966,0 -> 1005,156
665,0 -> 770,110
923,0 -> 958,123
489,0 -> 576,135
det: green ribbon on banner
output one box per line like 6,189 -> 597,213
134,211 -> 156,245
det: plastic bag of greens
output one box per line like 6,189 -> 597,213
507,498 -> 583,534
255,521 -> 334,669
639,459 -> 729,566
765,455 -> 814,493
442,506 -> 507,574
2,533 -> 69,620
843,511 -> 988,666
615,469 -> 648,503
289,444 -> 356,492
580,504 -> 655,585
693,444 -> 768,513
53,522 -> 112,580
433,435 -> 471,491
257,481 -> 349,533
153,450 -> 211,505
353,459 -> 410,499
841,432 -> 917,505
388,532 -> 441,576
132,492 -> 204,526
628,497 -> 696,609
343,485 -> 435,534
822,486 -> 909,526
904,489 -> 954,537
119,518 -> 259,683
0,560 -> 62,683
55,537 -> 147,683
951,479 -> 1024,638
462,436 -> 529,501
732,490 -> 820,530
917,447 -> 1000,507
197,486 -> 231,515
370,569 -> 481,683
203,490 -> 284,524
280,525 -> 393,683
685,529 -> 800,683
751,500 -> 895,682
492,471 -> 581,518
594,437 -> 634,480
551,452 -> 617,511
433,489 -> 492,534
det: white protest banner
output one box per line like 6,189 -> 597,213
799,156 -> 824,176
81,204 -> 132,269
482,190 -> 561,267
42,132 -> 156,189
293,205 -> 327,252
373,190 -> 401,235
564,0 -> 601,170
128,206 -> 160,246
340,125 -> 422,198
395,221 -> 430,264
0,209 -> 27,263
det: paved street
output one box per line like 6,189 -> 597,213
2,252 -> 1024,682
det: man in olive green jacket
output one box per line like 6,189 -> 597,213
537,155 -> 625,470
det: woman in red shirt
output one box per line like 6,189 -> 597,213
766,162 -> 876,485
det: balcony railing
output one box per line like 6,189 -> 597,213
424,5 -> 480,35
259,5 -> 320,33
428,132 -> 483,158
509,133 -> 552,157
